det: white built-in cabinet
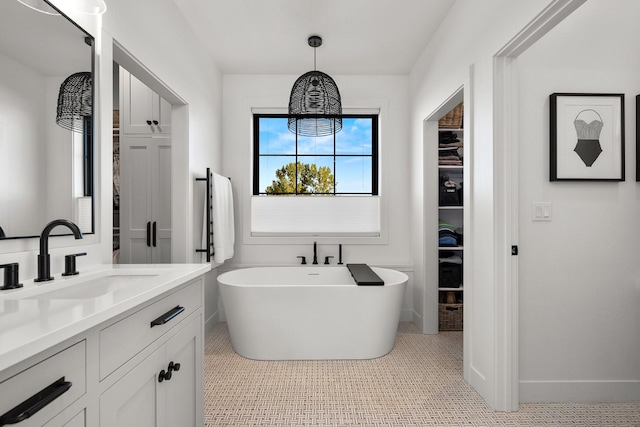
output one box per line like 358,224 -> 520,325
0,278 -> 204,427
119,136 -> 172,263
120,69 -> 171,135
118,67 -> 172,264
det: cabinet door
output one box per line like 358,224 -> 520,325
119,137 -> 171,264
119,138 -> 153,264
100,349 -> 165,427
44,408 -> 85,427
121,68 -> 171,135
153,95 -> 172,134
151,142 -> 172,263
164,315 -> 203,427
99,314 -> 202,427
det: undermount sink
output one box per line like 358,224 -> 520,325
3,270 -> 161,302
26,274 -> 159,300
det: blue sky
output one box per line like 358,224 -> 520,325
257,117 -> 374,193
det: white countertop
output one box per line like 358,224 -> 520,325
0,263 -> 210,373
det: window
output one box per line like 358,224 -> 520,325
253,114 -> 378,195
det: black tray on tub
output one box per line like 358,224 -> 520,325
347,264 -> 384,286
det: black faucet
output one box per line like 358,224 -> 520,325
35,219 -> 83,282
312,241 -> 318,265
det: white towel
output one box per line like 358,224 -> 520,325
200,184 -> 209,263
211,172 -> 235,264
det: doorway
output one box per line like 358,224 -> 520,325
113,63 -> 172,264
111,40 -> 191,264
423,87 -> 466,367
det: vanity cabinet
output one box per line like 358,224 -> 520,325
120,68 -> 171,135
98,278 -> 203,427
0,269 -> 206,427
0,341 -> 86,427
99,314 -> 202,427
118,136 -> 172,264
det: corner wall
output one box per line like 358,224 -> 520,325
408,0 -> 559,410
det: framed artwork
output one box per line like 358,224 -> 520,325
550,93 -> 624,181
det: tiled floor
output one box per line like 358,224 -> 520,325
204,323 -> 640,426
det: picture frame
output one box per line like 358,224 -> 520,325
550,93 -> 624,181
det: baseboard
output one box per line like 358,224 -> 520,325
204,310 -> 219,333
520,380 -> 640,403
400,308 -> 413,322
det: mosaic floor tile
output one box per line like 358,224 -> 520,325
204,323 -> 640,426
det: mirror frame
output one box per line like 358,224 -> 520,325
0,0 -> 95,240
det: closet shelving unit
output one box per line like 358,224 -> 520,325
437,102 -> 464,331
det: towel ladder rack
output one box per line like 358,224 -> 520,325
195,168 -> 214,262
195,168 -> 231,262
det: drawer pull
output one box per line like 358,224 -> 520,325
150,306 -> 185,328
0,377 -> 71,425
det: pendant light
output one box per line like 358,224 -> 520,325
288,35 -> 342,137
15,0 -> 59,15
56,71 -> 92,132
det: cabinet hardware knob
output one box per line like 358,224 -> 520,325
153,120 -> 159,125
168,361 -> 181,373
146,120 -> 152,125
158,369 -> 172,382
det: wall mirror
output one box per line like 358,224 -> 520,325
0,0 -> 94,240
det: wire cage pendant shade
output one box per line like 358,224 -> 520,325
56,71 -> 92,133
288,36 -> 342,137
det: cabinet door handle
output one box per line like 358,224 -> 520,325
158,369 -> 171,382
146,222 -> 151,247
0,377 -> 71,425
152,221 -> 157,247
150,306 -> 185,328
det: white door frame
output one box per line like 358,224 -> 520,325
490,0 -> 586,411
111,38 -> 192,263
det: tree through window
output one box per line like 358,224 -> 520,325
253,114 -> 378,195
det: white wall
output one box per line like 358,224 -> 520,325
517,0 -> 640,402
221,74 -> 414,319
409,0 -> 553,331
102,0 -> 223,328
408,0 -> 561,409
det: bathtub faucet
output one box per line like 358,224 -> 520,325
312,241 -> 318,265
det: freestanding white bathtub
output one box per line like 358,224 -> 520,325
217,266 -> 408,360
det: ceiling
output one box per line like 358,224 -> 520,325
173,0 -> 455,76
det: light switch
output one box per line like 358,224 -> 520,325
532,203 -> 552,222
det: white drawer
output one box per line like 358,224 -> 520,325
0,341 -> 86,427
99,279 -> 202,380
